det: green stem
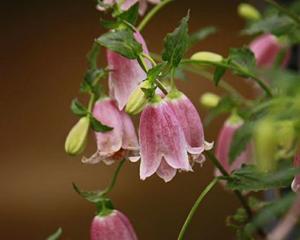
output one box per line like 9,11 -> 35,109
265,0 -> 300,26
137,0 -> 173,31
142,53 -> 157,66
101,159 -> 126,197
177,178 -> 218,240
204,151 -> 253,220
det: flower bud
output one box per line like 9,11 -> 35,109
65,116 -> 90,156
91,210 -> 137,240
276,120 -> 295,152
125,80 -> 151,115
238,3 -> 261,21
254,119 -> 277,172
200,92 -> 220,108
191,51 -> 223,63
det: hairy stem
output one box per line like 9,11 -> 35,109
177,178 -> 218,240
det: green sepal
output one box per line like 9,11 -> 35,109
70,99 -> 88,117
46,228 -> 63,240
90,116 -> 113,132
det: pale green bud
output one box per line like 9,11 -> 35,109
65,116 -> 90,155
276,120 -> 295,153
200,92 -> 220,108
238,3 -> 261,21
254,119 -> 277,173
125,80 -> 151,115
191,51 -> 223,63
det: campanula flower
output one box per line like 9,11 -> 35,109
91,210 -> 138,240
107,31 -> 149,110
82,98 -> 139,165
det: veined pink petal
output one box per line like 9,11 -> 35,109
156,158 -> 177,182
91,210 -> 138,240
107,32 -> 148,110
167,92 -> 206,156
292,153 -> 300,192
120,110 -> 139,151
93,99 -> 123,155
215,119 -> 251,174
250,34 -> 290,68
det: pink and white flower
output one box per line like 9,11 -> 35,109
292,153 -> 300,192
139,93 -> 211,182
97,0 -> 160,15
82,98 -> 139,165
215,117 -> 252,175
91,210 -> 138,240
107,31 -> 149,110
249,34 -> 290,68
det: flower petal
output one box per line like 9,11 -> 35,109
292,154 -> 300,192
156,159 -> 177,182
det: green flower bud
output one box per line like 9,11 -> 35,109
191,51 -> 223,63
277,120 -> 295,153
254,119 -> 277,173
125,80 -> 151,115
238,3 -> 261,21
200,92 -> 220,108
65,116 -> 90,155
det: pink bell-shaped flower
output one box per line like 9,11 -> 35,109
97,0 -> 160,15
166,90 -> 212,164
91,210 -> 138,240
107,31 -> 149,110
292,153 -> 300,192
82,98 -> 139,165
139,95 -> 193,182
249,34 -> 290,68
215,115 -> 252,175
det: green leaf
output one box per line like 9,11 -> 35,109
162,13 -> 190,67
225,164 -> 300,192
147,63 -> 168,83
80,68 -> 106,94
72,182 -> 103,203
46,228 -> 63,240
229,121 -> 254,164
97,30 -> 143,59
243,15 -> 294,36
70,99 -> 87,117
245,193 -> 296,235
189,26 -> 217,46
118,3 -> 139,25
228,47 -> 256,76
214,65 -> 226,85
204,96 -> 236,125
90,116 -> 113,132
87,42 -> 100,70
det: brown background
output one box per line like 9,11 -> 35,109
1,0 -> 262,239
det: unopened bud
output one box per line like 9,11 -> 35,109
200,92 -> 220,108
254,119 -> 277,172
65,116 -> 90,155
125,80 -> 151,115
191,51 -> 223,63
277,120 -> 295,153
238,3 -> 261,21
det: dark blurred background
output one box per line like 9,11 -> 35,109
1,0 -> 265,239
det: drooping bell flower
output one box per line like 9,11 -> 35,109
139,95 -> 192,182
82,98 -> 139,165
215,115 -> 252,175
107,31 -> 149,110
249,34 -> 290,68
166,90 -> 213,164
91,210 -> 138,240
292,153 -> 300,192
97,0 -> 160,15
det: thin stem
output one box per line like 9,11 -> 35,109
177,178 -> 218,240
265,0 -> 300,26
101,159 -> 126,197
142,53 -> 157,66
137,0 -> 173,32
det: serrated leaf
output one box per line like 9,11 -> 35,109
46,228 -> 63,240
97,30 -> 142,59
189,26 -> 217,46
87,43 -> 100,70
214,66 -> 226,85
229,121 -> 254,164
162,13 -> 190,67
228,47 -> 256,76
90,116 -> 113,132
225,164 -> 300,192
70,99 -> 87,117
